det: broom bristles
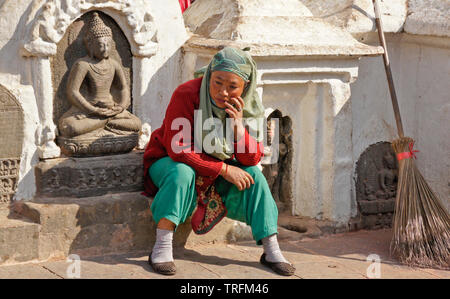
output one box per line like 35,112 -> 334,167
391,137 -> 450,269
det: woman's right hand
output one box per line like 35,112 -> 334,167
220,164 -> 254,191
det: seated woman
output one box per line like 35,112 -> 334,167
143,47 -> 295,276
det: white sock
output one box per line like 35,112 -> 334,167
262,234 -> 289,263
151,229 -> 174,263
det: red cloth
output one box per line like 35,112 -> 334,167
143,77 -> 263,197
179,0 -> 191,13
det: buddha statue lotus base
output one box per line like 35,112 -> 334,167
57,129 -> 139,157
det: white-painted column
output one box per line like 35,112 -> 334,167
31,56 -> 60,159
323,80 -> 354,225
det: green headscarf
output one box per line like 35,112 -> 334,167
194,47 -> 265,161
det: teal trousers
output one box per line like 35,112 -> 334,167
149,156 -> 278,244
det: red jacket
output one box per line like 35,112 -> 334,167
179,0 -> 191,13
143,77 -> 263,196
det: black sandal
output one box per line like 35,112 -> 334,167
148,252 -> 176,276
260,253 -> 296,276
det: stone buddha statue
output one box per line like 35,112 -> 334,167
57,12 -> 141,156
376,152 -> 398,199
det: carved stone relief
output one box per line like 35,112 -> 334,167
51,10 -> 133,123
35,152 -> 144,198
53,11 -> 142,157
261,109 -> 294,213
22,0 -> 158,57
355,142 -> 398,229
0,85 -> 23,203
20,1 -> 159,159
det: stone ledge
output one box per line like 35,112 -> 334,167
11,192 -> 155,261
184,34 -> 384,58
7,192 -> 240,264
2,194 -> 364,265
0,209 -> 40,265
183,0 -> 384,57
35,151 -> 144,198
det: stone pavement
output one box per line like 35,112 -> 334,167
0,228 -> 448,279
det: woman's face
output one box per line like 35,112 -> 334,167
209,71 -> 246,109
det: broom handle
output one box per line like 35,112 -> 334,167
372,0 -> 405,138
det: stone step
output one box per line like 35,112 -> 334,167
9,192 -> 241,263
11,192 -> 155,261
0,209 -> 40,265
0,206 -> 9,218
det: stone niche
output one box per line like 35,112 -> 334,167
51,10 -> 133,126
355,142 -> 398,229
20,0 -> 160,161
34,10 -> 145,197
52,10 -> 140,157
18,1 -> 163,198
261,109 -> 294,214
0,85 -> 23,204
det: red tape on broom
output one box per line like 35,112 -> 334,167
397,142 -> 419,161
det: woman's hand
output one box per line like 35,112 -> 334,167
220,163 -> 254,191
225,96 -> 246,141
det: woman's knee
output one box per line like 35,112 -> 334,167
167,162 -> 196,185
242,165 -> 265,180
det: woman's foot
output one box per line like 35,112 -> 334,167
148,252 -> 176,276
260,233 -> 296,276
149,228 -> 176,275
260,253 -> 296,276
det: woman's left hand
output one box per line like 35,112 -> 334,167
225,96 -> 246,141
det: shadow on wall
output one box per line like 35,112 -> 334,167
139,48 -> 185,130
0,1 -> 52,203
0,0 -> 36,86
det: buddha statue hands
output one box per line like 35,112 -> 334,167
90,100 -> 125,118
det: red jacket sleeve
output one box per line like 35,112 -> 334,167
161,84 -> 224,178
233,129 -> 264,166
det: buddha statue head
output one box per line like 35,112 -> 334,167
382,152 -> 396,170
83,12 -> 113,60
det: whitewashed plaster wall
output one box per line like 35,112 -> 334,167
299,0 -> 450,213
0,0 -> 43,201
0,0 -> 188,201
343,0 -> 450,212
351,34 -> 450,212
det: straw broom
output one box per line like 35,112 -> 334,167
372,0 -> 450,269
